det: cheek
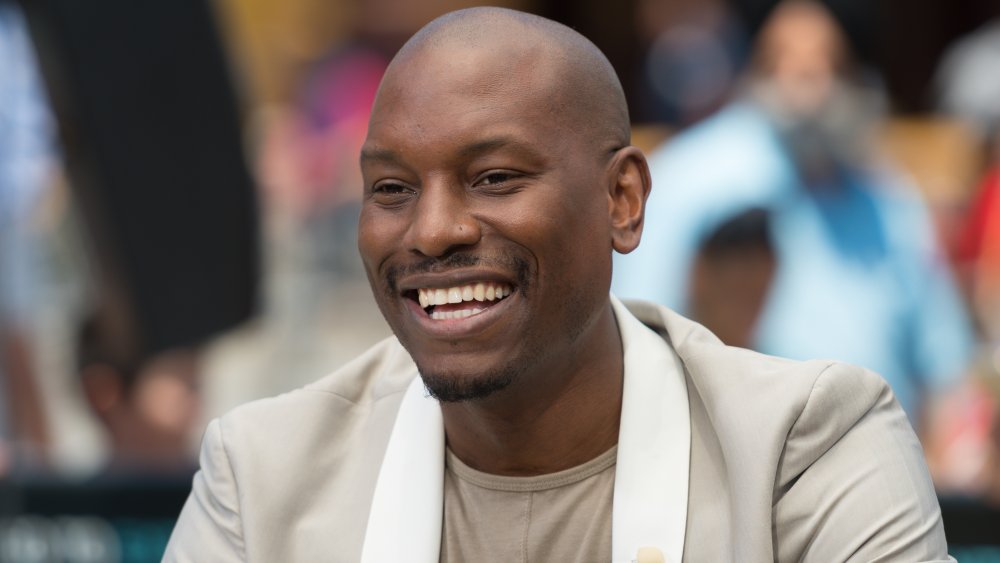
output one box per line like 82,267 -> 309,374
535,185 -> 611,244
357,208 -> 400,270
553,194 -> 614,281
494,188 -> 612,278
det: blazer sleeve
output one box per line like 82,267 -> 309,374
772,363 -> 955,563
162,418 -> 247,562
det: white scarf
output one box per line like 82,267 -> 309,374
360,297 -> 691,563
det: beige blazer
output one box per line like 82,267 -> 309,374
163,300 -> 952,562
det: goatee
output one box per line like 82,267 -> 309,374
419,365 -> 520,403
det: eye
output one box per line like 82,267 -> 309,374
478,172 -> 515,186
474,169 -> 530,194
373,181 -> 410,194
369,181 -> 415,205
471,170 -> 529,196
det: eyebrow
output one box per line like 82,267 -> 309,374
458,136 -> 545,163
359,146 -> 402,166
359,135 -> 545,167
458,137 -> 516,158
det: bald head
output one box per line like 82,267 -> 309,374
372,7 -> 630,150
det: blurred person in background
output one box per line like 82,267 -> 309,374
934,2 -> 1000,149
633,0 -> 749,126
955,135 -> 1000,339
924,7 -> 1000,501
0,0 -> 59,472
943,4 -> 1000,335
945,128 -> 1000,502
614,0 -> 974,434
76,309 -> 200,476
687,208 -> 776,349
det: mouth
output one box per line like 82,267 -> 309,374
408,281 -> 514,320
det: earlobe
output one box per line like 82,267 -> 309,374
607,146 -> 651,254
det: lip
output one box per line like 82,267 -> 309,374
396,268 -> 518,293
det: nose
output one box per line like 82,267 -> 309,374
405,181 -> 482,257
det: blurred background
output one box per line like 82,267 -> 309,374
1,0 -> 999,559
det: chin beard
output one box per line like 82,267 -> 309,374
418,365 -> 521,403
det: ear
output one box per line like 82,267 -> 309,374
607,146 -> 651,254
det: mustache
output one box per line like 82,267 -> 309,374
386,252 -> 530,294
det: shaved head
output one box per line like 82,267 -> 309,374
372,7 -> 631,151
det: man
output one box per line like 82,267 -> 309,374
164,7 -> 952,562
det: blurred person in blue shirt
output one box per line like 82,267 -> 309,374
614,0 -> 973,428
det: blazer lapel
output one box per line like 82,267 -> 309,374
611,296 -> 691,563
360,375 -> 444,563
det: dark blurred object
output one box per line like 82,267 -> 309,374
940,495 -> 1000,547
21,0 -> 259,361
0,475 -> 190,562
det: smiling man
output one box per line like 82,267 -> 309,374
164,7 -> 952,563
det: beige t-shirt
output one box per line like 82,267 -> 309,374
440,446 -> 617,563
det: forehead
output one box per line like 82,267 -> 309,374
365,44 -> 568,154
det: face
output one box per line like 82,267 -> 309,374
756,1 -> 844,115
358,46 -> 618,402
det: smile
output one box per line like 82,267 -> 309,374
416,282 -> 513,320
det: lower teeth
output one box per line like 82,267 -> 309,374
429,307 -> 486,320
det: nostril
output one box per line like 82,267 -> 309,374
407,197 -> 482,257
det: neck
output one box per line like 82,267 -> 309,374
440,302 -> 623,476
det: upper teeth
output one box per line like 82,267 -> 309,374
417,282 -> 512,308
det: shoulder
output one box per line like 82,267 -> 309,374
206,335 -> 417,485
683,328 -> 888,459
218,335 -> 416,427
639,298 -> 898,455
167,338 -> 417,560
626,300 -> 948,559
628,298 -> 889,412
